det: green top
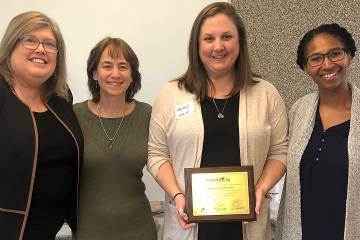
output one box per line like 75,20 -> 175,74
74,100 -> 156,240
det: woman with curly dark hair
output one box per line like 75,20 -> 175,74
277,23 -> 360,240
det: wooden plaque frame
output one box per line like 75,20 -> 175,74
184,166 -> 256,223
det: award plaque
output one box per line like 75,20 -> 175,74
184,166 -> 256,223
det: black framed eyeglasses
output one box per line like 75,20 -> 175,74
306,48 -> 346,67
19,36 -> 59,54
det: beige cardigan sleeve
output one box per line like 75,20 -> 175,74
242,79 -> 288,171
147,83 -> 175,178
266,83 -> 288,166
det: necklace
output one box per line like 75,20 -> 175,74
96,103 -> 125,151
211,98 -> 228,119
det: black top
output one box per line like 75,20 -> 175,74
198,93 -> 243,240
23,111 -> 77,239
300,109 -> 349,240
0,76 -> 83,240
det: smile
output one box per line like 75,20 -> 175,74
29,58 -> 47,64
107,81 -> 123,86
322,72 -> 337,79
212,54 -> 226,59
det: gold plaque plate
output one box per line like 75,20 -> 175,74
184,166 -> 256,222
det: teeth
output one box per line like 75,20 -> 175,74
30,58 -> 46,64
213,55 -> 225,59
108,82 -> 122,86
323,72 -> 336,78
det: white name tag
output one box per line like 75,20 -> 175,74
175,101 -> 195,119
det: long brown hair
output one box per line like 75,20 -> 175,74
0,11 -> 68,101
177,2 -> 257,100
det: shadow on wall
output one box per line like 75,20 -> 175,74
231,0 -> 360,108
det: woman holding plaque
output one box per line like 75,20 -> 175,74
276,24 -> 360,240
147,2 -> 288,240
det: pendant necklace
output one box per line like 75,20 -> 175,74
97,103 -> 125,151
211,98 -> 228,119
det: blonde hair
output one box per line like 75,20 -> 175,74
0,11 -> 68,100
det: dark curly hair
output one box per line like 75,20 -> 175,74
296,23 -> 357,70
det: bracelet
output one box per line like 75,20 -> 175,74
173,192 -> 184,200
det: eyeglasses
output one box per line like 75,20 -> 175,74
19,36 -> 59,54
306,48 -> 346,67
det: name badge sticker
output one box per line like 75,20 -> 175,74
175,101 -> 196,119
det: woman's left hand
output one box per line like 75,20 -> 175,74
254,186 -> 266,215
243,186 -> 265,224
253,159 -> 286,215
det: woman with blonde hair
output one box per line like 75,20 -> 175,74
0,11 -> 83,239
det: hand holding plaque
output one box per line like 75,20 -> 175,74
173,192 -> 196,229
184,166 -> 256,223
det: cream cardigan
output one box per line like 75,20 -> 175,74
148,78 -> 288,240
276,82 -> 360,240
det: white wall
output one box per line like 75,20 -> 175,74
0,0 -> 227,201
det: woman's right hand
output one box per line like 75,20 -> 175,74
174,193 -> 196,229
